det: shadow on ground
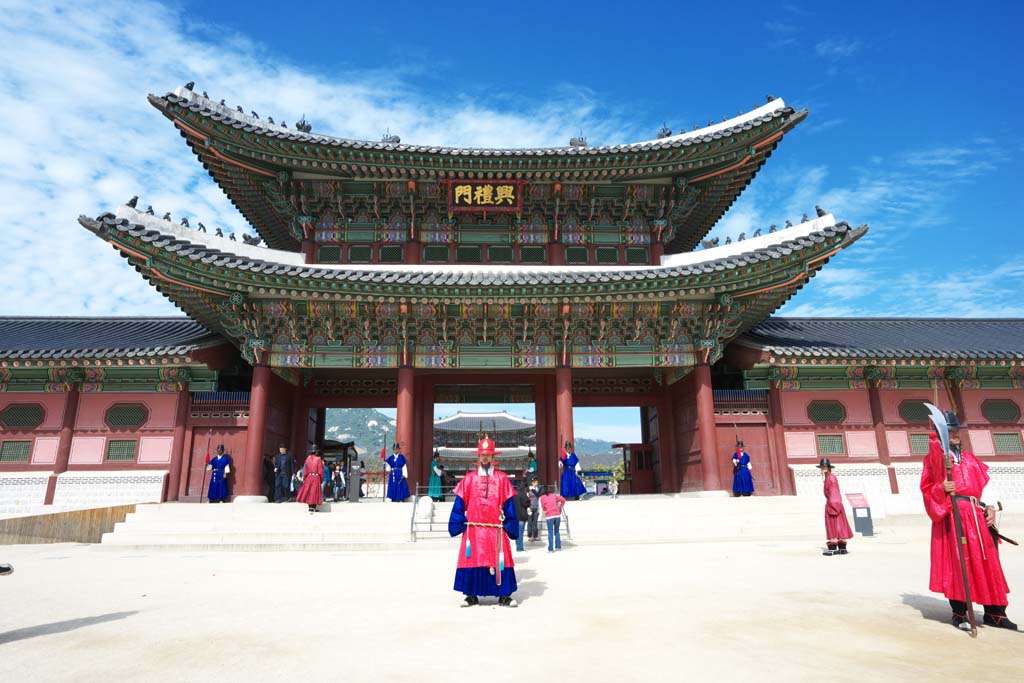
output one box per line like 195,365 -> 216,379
0,611 -> 138,645
901,593 -> 951,624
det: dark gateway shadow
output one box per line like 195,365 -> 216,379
0,611 -> 138,645
901,593 -> 952,624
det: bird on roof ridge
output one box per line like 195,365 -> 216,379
162,212 -> 171,221
126,196 -> 138,208
815,205 -> 827,217
145,205 -> 154,215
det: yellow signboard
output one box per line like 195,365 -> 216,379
448,180 -> 523,212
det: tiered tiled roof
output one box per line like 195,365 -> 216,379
0,317 -> 218,360
150,85 -> 807,252
434,411 -> 535,433
739,318 -> 1024,361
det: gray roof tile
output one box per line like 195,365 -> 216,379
0,317 -> 220,360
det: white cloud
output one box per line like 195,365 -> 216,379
0,0 -> 648,317
815,37 -> 862,60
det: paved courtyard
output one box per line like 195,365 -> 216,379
0,517 -> 1020,682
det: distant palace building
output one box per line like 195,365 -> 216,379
0,84 -> 1021,516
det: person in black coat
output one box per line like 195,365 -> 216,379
514,483 -> 531,552
273,445 -> 294,503
262,454 -> 276,501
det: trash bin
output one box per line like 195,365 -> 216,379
845,493 -> 873,537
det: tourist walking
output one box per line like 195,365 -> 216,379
514,482 -> 531,552
332,462 -> 346,502
608,475 -> 619,498
428,451 -> 445,502
559,441 -> 587,499
527,478 -> 541,541
262,454 -> 275,501
526,450 -> 538,481
921,411 -> 1015,631
273,445 -> 293,503
540,489 -> 567,552
447,436 -> 518,607
732,440 -> 754,497
385,444 -> 411,502
206,444 -> 232,503
296,448 -> 325,513
817,458 -> 852,556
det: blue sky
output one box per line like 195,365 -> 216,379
0,1 -> 1021,441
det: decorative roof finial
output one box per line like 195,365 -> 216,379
184,81 -> 194,91
656,123 -> 672,139
381,129 -> 401,144
296,115 -> 312,133
569,132 -> 587,148
815,205 -> 827,217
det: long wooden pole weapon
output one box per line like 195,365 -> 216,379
925,403 -> 977,638
199,434 -> 211,504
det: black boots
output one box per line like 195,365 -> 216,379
823,543 -> 838,556
837,541 -> 849,555
983,606 -> 1018,630
461,595 -> 479,608
498,596 -> 517,608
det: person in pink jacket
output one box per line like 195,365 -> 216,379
539,489 -> 567,552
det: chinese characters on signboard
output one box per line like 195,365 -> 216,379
447,180 -> 522,212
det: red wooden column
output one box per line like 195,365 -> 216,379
291,383 -> 309,462
395,366 -> 416,483
867,380 -> 898,494
694,363 -> 722,492
657,391 -> 677,493
405,241 -> 421,265
166,387 -> 191,502
240,364 -> 272,499
44,382 -> 81,505
767,383 -> 795,495
555,366 -> 574,459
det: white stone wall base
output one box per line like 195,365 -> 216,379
232,495 -> 268,504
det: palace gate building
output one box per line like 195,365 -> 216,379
1,85 -> 1022,515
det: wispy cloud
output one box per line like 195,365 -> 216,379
816,37 -> 863,60
806,118 -> 845,134
764,20 -> 800,48
706,136 -> 1018,317
0,0 -> 647,317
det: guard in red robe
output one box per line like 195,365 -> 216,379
920,412 -> 1016,631
296,448 -> 325,513
448,436 -> 519,607
817,458 -> 853,556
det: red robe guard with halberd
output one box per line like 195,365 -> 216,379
920,435 -> 1009,606
296,454 -> 324,506
823,472 -> 853,540
454,469 -> 516,571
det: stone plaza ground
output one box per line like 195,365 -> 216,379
0,512 -> 1020,682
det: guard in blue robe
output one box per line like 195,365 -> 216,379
207,445 -> 232,502
731,440 -> 754,496
559,443 -> 587,499
385,448 -> 411,501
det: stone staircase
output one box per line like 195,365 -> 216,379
100,493 -> 864,551
100,499 -> 415,551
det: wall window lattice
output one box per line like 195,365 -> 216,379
816,434 -> 846,455
625,247 -> 649,265
105,439 -> 137,462
898,400 -> 931,423
981,400 -> 1022,424
423,245 -> 450,263
379,245 -> 404,263
348,245 -> 372,263
993,432 -> 1024,454
808,400 -> 847,424
909,433 -> 931,454
0,404 -> 45,429
0,440 -> 32,462
595,247 -> 619,265
105,404 -> 149,429
519,246 -> 547,264
488,245 -> 514,263
565,247 -> 590,264
455,246 -> 482,263
317,245 -> 342,263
